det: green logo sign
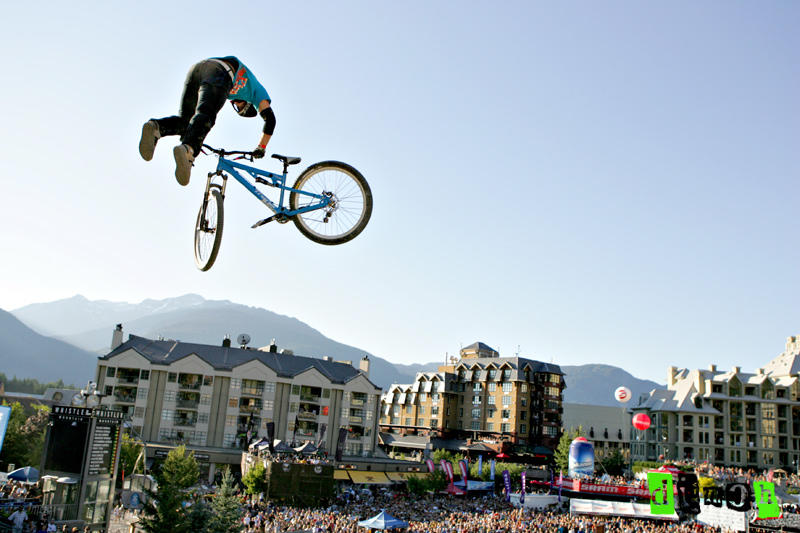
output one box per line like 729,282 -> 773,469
754,481 -> 780,519
647,472 -> 674,515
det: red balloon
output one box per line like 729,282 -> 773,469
632,413 -> 651,431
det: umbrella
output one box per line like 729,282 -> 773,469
357,510 -> 409,530
273,440 -> 294,453
249,437 -> 269,450
495,452 -> 510,460
8,466 -> 39,483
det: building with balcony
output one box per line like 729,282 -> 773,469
631,335 -> 800,470
378,342 -> 564,452
96,327 -> 382,481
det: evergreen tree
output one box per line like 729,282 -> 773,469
137,445 -> 199,533
0,402 -> 49,470
207,468 -> 243,533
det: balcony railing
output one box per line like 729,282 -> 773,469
298,411 -> 318,421
176,399 -> 199,409
178,381 -> 202,391
300,394 -> 321,403
114,393 -> 136,403
241,387 -> 264,397
349,416 -> 364,424
239,404 -> 262,414
173,417 -> 197,427
117,375 -> 139,384
351,398 -> 365,406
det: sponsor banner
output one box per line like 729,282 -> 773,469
459,459 -> 469,487
477,455 -> 483,476
490,459 -> 496,481
335,427 -> 348,461
503,470 -> 511,502
521,471 -> 526,504
266,422 -> 275,453
529,478 -> 660,498
426,459 -> 435,474
441,460 -> 453,482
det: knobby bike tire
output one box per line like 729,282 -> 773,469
288,161 -> 373,245
194,187 -> 224,271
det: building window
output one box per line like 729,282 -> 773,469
167,372 -> 177,383
264,382 -> 275,394
419,406 -> 426,414
472,408 -> 481,418
501,423 -> 510,432
418,419 -> 425,426
405,418 -> 411,426
544,426 -> 558,437
488,396 -> 496,405
521,383 -> 528,393
225,415 -> 236,427
502,382 -> 512,393
473,383 -> 482,392
521,411 -> 527,420
228,398 -> 238,408
137,388 -> 148,400
521,398 -> 527,407
164,390 -> 176,402
200,394 -> 211,405
291,385 -> 300,395
545,386 -> 559,397
432,393 -> 440,402
263,399 -> 274,411
473,395 -> 481,405
489,383 -> 496,392
432,406 -> 439,415
520,424 -> 527,433
459,408 -> 464,417
488,408 -> 496,418
203,375 -> 213,386
430,419 -> 438,428
471,421 -> 480,430
106,367 -> 116,378
161,409 -> 174,420
502,396 -> 511,407
290,402 -> 298,412
488,370 -> 497,380
104,386 -> 113,396
139,370 -> 150,380
134,407 -> 145,418
502,410 -> 510,419
487,422 -> 494,431
198,413 -> 209,424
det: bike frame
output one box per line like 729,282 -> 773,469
209,154 -> 329,219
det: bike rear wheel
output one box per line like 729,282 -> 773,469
194,187 -> 224,271
289,161 -> 372,245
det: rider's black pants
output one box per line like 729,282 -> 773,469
152,60 -> 233,156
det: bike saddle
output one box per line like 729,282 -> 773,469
272,154 -> 301,165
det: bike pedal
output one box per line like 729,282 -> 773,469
251,216 -> 276,229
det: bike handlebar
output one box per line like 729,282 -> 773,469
201,144 -> 255,159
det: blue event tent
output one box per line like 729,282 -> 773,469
357,510 -> 409,530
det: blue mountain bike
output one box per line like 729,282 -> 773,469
195,145 -> 373,271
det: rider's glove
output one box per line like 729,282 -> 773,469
253,146 -> 265,159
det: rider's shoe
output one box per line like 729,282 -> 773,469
173,144 -> 194,186
139,120 -> 160,161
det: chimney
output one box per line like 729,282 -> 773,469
757,368 -> 764,375
732,366 -> 740,374
667,366 -> 677,388
708,364 -> 716,372
269,338 -> 278,353
111,324 -> 124,350
359,355 -> 370,377
222,336 -> 231,348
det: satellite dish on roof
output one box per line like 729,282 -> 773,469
237,333 -> 251,347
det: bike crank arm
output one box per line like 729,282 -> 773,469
251,213 -> 289,228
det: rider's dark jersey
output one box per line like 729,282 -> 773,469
215,56 -> 271,106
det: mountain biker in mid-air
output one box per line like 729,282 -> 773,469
138,56 -> 276,186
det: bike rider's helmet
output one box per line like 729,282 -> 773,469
231,100 -> 257,118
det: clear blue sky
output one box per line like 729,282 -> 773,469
1,2 -> 798,383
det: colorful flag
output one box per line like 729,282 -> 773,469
426,459 -> 435,474
478,455 -> 483,477
441,459 -> 454,482
503,469 -> 511,502
459,459 -> 469,488
520,471 -> 526,504
490,459 -> 496,480
558,470 -> 563,503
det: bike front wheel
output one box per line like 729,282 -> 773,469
194,187 -> 224,271
289,161 -> 373,245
